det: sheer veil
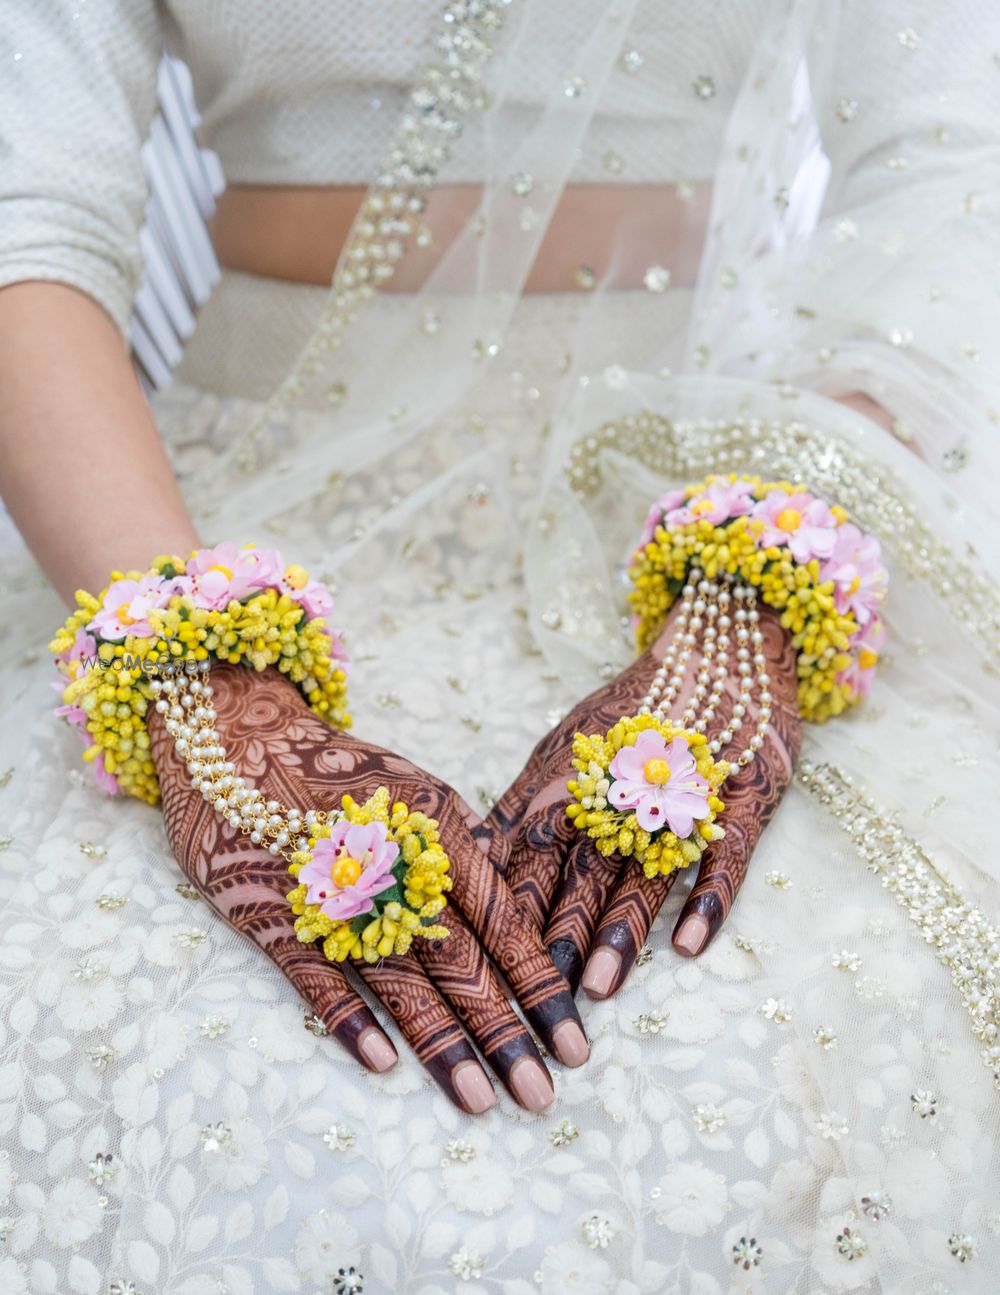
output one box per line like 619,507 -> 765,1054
0,1 -> 998,1289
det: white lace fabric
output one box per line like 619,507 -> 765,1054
1,2 -> 1000,1292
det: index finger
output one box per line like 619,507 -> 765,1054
448,822 -> 590,1070
504,777 -> 576,930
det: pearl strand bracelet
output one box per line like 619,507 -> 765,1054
153,662 -> 320,861
151,659 -> 453,964
639,570 -> 772,770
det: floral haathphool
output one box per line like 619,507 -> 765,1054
286,787 -> 451,962
566,716 -> 729,879
49,542 -> 350,804
629,474 -> 889,723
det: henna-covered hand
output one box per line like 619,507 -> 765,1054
148,664 -> 589,1114
485,604 -> 802,999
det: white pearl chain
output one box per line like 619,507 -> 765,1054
152,662 -> 331,862
638,568 -> 772,772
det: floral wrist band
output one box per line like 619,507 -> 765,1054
50,544 -> 451,962
50,542 -> 350,803
566,475 -> 889,879
629,474 -> 889,721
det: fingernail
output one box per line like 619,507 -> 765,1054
357,1027 -> 397,1073
674,914 -> 709,957
453,1061 -> 497,1114
551,1020 -> 590,1067
510,1057 -> 555,1111
581,947 -> 621,998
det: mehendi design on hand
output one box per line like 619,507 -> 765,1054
490,604 -> 802,993
150,662 -> 586,1111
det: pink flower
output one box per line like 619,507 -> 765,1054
92,752 -> 121,796
665,479 -> 757,528
838,619 -> 886,699
239,546 -> 285,588
289,577 -> 334,620
54,698 -> 88,728
325,627 -> 350,667
638,489 -> 687,546
751,491 -> 839,564
88,575 -> 171,640
53,628 -> 97,671
608,729 -> 711,836
275,560 -> 335,620
820,524 -> 888,627
186,542 -> 274,610
297,820 -> 399,921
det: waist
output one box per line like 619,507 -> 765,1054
209,182 -> 711,292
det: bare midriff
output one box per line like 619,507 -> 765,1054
209,182 -> 712,292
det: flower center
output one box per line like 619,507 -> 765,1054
207,563 -> 233,580
116,603 -> 137,626
775,507 -> 802,532
643,758 -> 672,785
690,498 -> 714,516
331,856 -> 363,887
284,564 -> 309,590
848,574 -> 861,594
858,649 -> 879,670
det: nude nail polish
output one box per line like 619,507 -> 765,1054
674,913 -> 709,957
581,947 -> 621,997
551,1020 -> 590,1067
358,1027 -> 398,1073
453,1061 -> 497,1114
510,1057 -> 555,1111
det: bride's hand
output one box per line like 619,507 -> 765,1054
485,603 -> 802,999
148,663 -> 589,1114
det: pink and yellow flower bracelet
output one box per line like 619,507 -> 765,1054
49,542 -> 350,804
566,475 -> 889,878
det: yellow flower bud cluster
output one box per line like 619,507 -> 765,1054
49,553 -> 350,804
629,476 -> 864,724
566,714 -> 728,879
286,788 -> 452,964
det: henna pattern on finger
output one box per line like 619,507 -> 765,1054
352,954 -> 498,1112
445,823 -> 586,1063
506,800 -> 574,930
541,835 -> 625,992
415,905 -> 552,1105
586,866 -> 677,997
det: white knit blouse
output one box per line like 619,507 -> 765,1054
0,0 -> 770,338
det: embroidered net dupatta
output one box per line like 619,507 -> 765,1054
0,0 -> 998,1286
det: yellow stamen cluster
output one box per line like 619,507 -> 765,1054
49,553 -> 350,804
286,788 -> 452,963
629,476 -> 862,723
566,715 -> 728,879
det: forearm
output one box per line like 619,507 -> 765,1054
0,282 -> 200,602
